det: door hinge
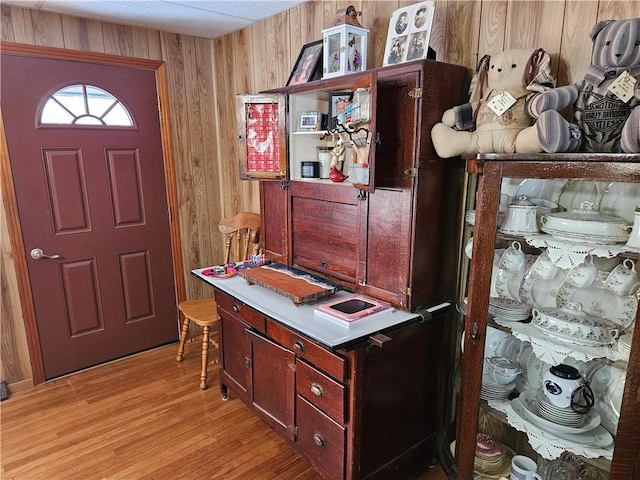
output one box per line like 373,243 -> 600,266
280,180 -> 289,190
403,167 -> 418,178
288,362 -> 296,372
408,88 -> 422,99
289,425 -> 298,439
401,286 -> 412,296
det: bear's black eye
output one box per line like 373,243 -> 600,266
605,41 -> 611,46
511,63 -> 517,68
636,40 -> 640,46
491,65 -> 495,69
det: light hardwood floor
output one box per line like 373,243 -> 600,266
1,343 -> 447,480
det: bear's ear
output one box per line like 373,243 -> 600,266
590,20 -> 614,40
469,54 -> 491,104
523,48 -> 554,92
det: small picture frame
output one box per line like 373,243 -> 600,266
298,111 -> 322,131
383,1 -> 435,66
328,92 -> 352,128
287,40 -> 323,86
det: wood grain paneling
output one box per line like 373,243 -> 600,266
2,0 -> 639,389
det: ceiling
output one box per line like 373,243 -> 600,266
4,0 -> 308,39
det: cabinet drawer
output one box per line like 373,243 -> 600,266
296,395 -> 345,480
214,290 -> 266,333
296,359 -> 345,424
267,319 -> 346,382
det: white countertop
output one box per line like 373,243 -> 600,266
192,267 -> 450,349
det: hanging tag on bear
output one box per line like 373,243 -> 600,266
608,70 -> 636,103
487,90 -> 517,116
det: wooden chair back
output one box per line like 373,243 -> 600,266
218,212 -> 261,264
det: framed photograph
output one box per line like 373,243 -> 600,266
298,111 -> 322,131
383,1 -> 435,66
287,40 -> 323,86
328,92 -> 352,128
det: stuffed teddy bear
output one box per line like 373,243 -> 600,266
431,48 -> 554,158
530,17 -> 640,153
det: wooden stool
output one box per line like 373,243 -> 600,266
176,299 -> 218,390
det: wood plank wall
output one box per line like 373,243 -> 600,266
1,1 -> 637,387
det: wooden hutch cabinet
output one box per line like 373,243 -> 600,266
454,154 -> 640,479
199,59 -> 469,480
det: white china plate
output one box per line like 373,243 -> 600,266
519,389 -> 601,434
511,397 -> 613,447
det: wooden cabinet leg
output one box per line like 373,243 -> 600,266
176,317 -> 190,361
200,325 -> 210,390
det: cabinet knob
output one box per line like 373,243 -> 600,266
312,433 -> 325,447
232,304 -> 240,313
293,340 -> 305,352
245,356 -> 251,369
310,382 -> 324,397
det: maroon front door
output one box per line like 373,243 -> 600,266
1,53 -> 178,379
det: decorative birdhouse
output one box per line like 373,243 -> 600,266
322,24 -> 368,79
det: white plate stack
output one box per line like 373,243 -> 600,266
618,331 -> 632,360
488,297 -> 531,322
536,391 -> 586,427
481,373 -> 516,401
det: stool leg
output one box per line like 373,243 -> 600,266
200,325 -> 210,390
176,316 -> 190,362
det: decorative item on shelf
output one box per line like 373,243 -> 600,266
350,87 -> 371,125
316,146 -> 333,179
328,91 -> 352,128
332,5 -> 363,27
297,111 -> 322,131
625,206 -> 640,250
500,195 -> 540,235
287,40 -> 323,86
322,22 -> 368,79
527,17 -> 640,153
383,1 -> 435,66
539,201 -> 632,244
431,48 -> 554,158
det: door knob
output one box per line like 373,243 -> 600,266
30,248 -> 60,260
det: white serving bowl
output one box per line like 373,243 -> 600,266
540,201 -> 631,244
531,302 -> 619,346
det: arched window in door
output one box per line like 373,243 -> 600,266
40,84 -> 134,126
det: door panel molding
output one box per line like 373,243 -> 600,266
0,42 -> 184,384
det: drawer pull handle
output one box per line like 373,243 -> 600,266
293,340 -> 305,352
232,304 -> 240,313
310,383 -> 324,396
313,433 -> 325,447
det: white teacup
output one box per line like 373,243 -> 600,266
605,258 -> 640,296
531,251 -> 558,280
499,241 -> 526,273
511,455 -> 543,480
565,255 -> 597,288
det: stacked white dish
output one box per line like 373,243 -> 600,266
618,331 -> 632,360
465,209 -> 504,227
489,297 -> 531,322
536,391 -> 587,427
481,372 -> 516,401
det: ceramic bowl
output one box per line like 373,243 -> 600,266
531,302 -> 619,346
540,201 -> 632,243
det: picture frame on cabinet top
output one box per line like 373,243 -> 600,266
383,1 -> 435,66
287,40 -> 323,86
